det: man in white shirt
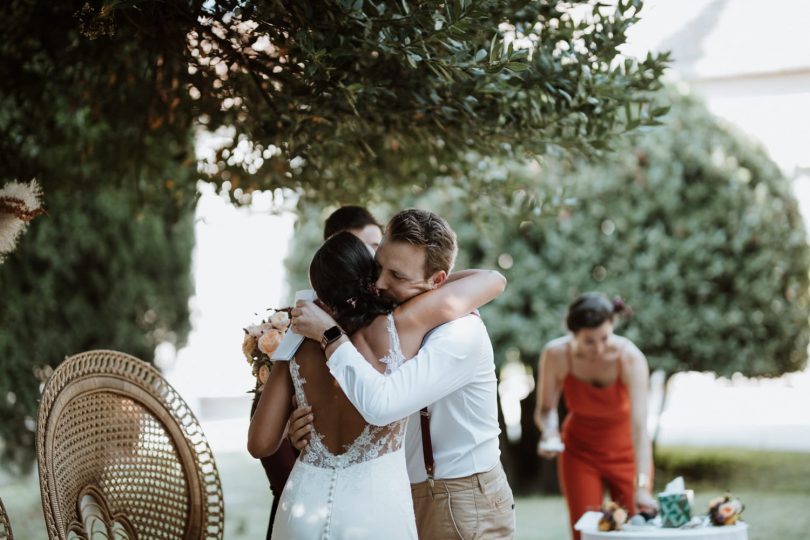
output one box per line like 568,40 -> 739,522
291,209 -> 515,539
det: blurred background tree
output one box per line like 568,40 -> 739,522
444,91 -> 810,379
290,89 -> 810,379
0,189 -> 194,470
427,90 -> 810,492
284,88 -> 810,493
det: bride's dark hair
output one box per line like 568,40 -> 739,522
309,231 -> 397,335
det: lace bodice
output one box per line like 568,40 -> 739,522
291,313 -> 407,469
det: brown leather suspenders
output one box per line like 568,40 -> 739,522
419,406 -> 435,493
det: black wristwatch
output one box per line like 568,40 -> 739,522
320,325 -> 344,350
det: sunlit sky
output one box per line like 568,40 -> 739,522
164,185 -> 296,403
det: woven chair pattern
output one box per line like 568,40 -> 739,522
0,497 -> 13,540
36,350 -> 224,539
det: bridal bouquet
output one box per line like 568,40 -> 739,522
597,501 -> 628,531
242,309 -> 291,391
708,494 -> 744,526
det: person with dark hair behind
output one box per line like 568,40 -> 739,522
250,394 -> 296,540
323,205 -> 383,250
288,209 -> 516,539
534,292 -> 656,540
251,205 -> 383,540
248,231 -> 506,537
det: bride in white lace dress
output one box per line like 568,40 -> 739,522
248,231 -> 506,539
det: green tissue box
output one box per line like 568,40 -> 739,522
658,493 -> 691,528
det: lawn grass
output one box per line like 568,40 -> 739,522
2,446 -> 809,539
652,446 -> 810,540
655,445 -> 810,494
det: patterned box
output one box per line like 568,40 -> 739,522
658,492 -> 691,528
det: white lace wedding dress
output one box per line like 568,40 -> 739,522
272,314 -> 416,539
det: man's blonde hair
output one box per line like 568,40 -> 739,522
386,209 -> 457,277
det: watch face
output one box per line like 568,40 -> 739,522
323,326 -> 342,341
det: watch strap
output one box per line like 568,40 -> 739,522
320,326 -> 344,349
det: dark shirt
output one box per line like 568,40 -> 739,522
250,392 -> 299,540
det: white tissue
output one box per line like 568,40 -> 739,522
663,476 -> 686,494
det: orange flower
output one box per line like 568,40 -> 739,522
242,334 -> 258,362
718,503 -> 735,519
258,364 -> 271,384
709,494 -> 743,526
258,329 -> 283,355
270,311 -> 290,330
598,501 -> 627,531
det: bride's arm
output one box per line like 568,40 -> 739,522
247,362 -> 293,458
393,269 -> 506,336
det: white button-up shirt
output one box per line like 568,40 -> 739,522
326,314 -> 501,482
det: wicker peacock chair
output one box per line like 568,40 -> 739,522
0,497 -> 13,540
36,350 -> 225,539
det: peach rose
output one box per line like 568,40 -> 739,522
270,311 -> 290,330
259,321 -> 275,334
245,324 -> 263,337
258,364 -> 271,384
258,329 -> 283,355
242,333 -> 258,362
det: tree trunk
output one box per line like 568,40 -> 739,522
499,384 -> 566,495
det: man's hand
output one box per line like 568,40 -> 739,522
288,404 -> 314,451
290,300 -> 339,341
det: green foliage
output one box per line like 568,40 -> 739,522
1,0 -> 668,205
287,90 -> 810,379
414,91 -> 810,378
0,0 -> 201,208
0,189 -> 194,471
655,446 -> 810,495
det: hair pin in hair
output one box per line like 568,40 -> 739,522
360,277 -> 379,296
346,297 -> 358,308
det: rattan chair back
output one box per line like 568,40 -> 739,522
36,350 -> 224,539
0,497 -> 13,540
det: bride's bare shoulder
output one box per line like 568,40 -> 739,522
294,338 -> 327,363
349,315 -> 392,372
354,314 -> 389,343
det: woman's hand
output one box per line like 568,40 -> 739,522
288,404 -> 314,451
536,433 -> 564,459
533,408 -> 543,432
291,300 -> 338,341
635,487 -> 658,513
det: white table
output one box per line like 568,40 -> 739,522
580,523 -> 748,540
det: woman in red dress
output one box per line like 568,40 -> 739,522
534,293 -> 656,539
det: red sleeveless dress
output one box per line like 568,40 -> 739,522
558,344 -> 636,540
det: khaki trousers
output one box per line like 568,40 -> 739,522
411,463 -> 515,540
